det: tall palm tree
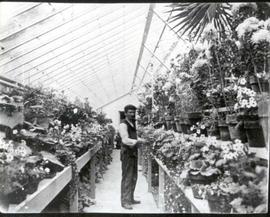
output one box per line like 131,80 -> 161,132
168,3 -> 233,42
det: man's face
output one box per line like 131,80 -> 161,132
125,109 -> 136,121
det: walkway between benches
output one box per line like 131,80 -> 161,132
84,149 -> 161,213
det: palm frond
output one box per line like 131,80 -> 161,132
168,3 -> 232,41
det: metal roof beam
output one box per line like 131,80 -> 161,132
96,91 -> 132,110
130,3 -> 155,91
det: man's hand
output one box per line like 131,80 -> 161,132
136,138 -> 148,147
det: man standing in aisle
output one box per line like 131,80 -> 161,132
119,104 -> 146,210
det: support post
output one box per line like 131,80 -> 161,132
147,155 -> 152,192
69,190 -> 78,212
158,165 -> 165,211
90,154 -> 96,199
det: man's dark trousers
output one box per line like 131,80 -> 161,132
121,147 -> 138,205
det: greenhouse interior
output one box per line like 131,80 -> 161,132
0,1 -> 269,214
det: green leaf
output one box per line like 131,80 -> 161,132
40,151 -> 64,168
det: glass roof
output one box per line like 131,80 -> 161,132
0,2 -> 191,109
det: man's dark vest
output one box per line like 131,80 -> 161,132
121,119 -> 138,157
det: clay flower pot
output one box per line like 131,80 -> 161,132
186,112 -> 202,125
226,114 -> 247,142
174,116 -> 183,133
218,120 -> 231,141
244,119 -> 266,147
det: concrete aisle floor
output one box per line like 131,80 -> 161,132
84,149 -> 161,213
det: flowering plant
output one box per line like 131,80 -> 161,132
234,77 -> 257,110
190,122 -> 207,136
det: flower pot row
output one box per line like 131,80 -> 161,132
170,100 -> 269,148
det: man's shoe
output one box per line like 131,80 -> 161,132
131,199 -> 141,204
122,204 -> 133,210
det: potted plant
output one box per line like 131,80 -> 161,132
234,80 -> 266,147
218,113 -> 231,141
186,159 -> 221,185
201,110 -> 220,139
226,113 -> 247,142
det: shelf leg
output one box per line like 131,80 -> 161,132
158,165 -> 165,212
69,190 -> 78,212
90,154 -> 96,199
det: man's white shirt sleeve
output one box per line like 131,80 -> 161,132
119,123 -> 137,147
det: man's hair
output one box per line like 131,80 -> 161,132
124,104 -> 137,113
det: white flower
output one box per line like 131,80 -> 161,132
250,100 -> 257,107
238,77 -> 247,85
200,125 -> 205,130
235,139 -> 241,144
223,147 -> 230,154
73,108 -> 78,114
236,17 -> 260,38
235,40 -> 242,49
175,78 -> 181,85
12,129 -> 18,135
241,99 -> 248,106
250,91 -> 256,97
233,143 -> 244,152
251,29 -> 270,44
6,153 -> 14,162
44,168 -> 50,173
196,129 -> 201,134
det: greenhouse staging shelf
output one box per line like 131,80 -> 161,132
154,156 -> 210,213
6,143 -> 102,213
76,143 -> 101,171
7,166 -> 72,213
